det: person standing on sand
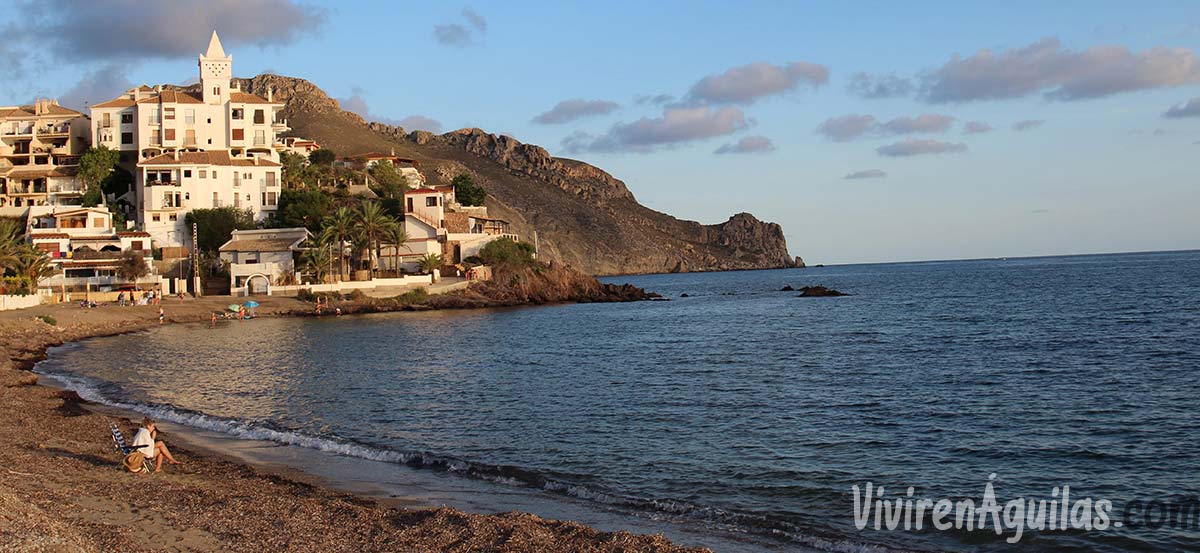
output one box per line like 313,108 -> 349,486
130,418 -> 182,473
158,307 -> 164,324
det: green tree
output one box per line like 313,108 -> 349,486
369,161 -> 409,200
115,250 -> 149,286
78,146 -> 121,207
277,188 -> 332,231
279,151 -> 309,187
301,239 -> 333,283
0,218 -> 24,274
185,207 -> 256,253
354,201 -> 394,279
453,173 -> 486,206
478,237 -> 536,267
418,252 -> 443,274
308,148 -> 336,167
385,224 -> 409,277
11,243 -> 57,286
321,207 -> 356,281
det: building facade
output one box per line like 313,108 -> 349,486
0,100 -> 90,210
26,206 -> 153,290
90,31 -> 287,246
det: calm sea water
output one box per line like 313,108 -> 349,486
38,251 -> 1200,552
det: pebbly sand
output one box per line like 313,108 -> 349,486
0,296 -> 704,552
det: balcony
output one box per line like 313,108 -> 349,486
49,180 -> 85,194
3,126 -> 33,136
146,180 -> 178,187
253,137 -> 267,146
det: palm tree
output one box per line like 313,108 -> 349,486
418,253 -> 443,275
385,224 -> 409,277
354,201 -> 393,279
302,241 -> 333,283
321,207 -> 355,281
0,218 -> 24,274
12,244 -> 57,291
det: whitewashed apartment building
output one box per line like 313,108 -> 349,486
90,32 -> 288,246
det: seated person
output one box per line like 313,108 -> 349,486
130,417 -> 182,473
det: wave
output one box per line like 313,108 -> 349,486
37,366 -> 899,553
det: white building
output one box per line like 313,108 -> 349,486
26,206 -> 154,289
219,227 -> 308,294
383,185 -> 517,273
90,31 -> 287,246
0,100 -> 91,210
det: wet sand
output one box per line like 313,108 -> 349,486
0,297 -> 704,552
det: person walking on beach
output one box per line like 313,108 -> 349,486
158,307 -> 164,324
130,418 -> 182,473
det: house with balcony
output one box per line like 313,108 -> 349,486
90,31 -> 288,246
219,227 -> 308,294
26,206 -> 154,290
380,184 -> 517,273
0,99 -> 90,209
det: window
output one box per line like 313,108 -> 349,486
199,169 -> 207,178
169,213 -> 177,221
149,112 -> 160,124
184,109 -> 195,125
253,109 -> 265,124
426,196 -> 438,207
36,242 -> 60,254
164,128 -> 175,141
183,170 -> 192,178
102,113 -> 111,127
152,214 -> 161,222
164,107 -> 175,121
93,217 -> 104,228
121,113 -> 132,124
211,170 -> 217,179
266,172 -> 277,187
254,129 -> 265,145
231,108 -> 243,120
131,241 -> 143,250
150,130 -> 161,144
184,129 -> 196,145
212,191 -> 219,208
121,132 -> 133,145
266,191 -> 277,206
212,86 -> 220,96
232,128 -> 244,140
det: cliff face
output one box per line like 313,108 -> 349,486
232,75 -> 797,275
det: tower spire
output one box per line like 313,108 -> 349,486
204,30 -> 226,58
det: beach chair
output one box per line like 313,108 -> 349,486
110,422 -> 153,474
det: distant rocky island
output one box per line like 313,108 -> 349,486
202,74 -> 798,276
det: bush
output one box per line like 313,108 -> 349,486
36,315 -> 56,326
478,238 -> 536,267
392,287 -> 428,304
296,289 -> 316,302
1,275 -> 34,295
345,289 -> 368,301
453,174 -> 486,206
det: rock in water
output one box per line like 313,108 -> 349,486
780,285 -> 795,291
797,286 -> 848,297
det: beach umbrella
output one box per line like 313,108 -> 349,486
227,304 -> 241,312
243,300 -> 260,308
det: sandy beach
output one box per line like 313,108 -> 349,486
0,296 -> 702,552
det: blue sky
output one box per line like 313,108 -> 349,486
3,1 -> 1198,264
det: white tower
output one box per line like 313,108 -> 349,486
199,31 -> 231,105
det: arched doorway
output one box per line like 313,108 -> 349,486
244,273 -> 272,296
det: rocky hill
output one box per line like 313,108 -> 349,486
231,74 -> 797,275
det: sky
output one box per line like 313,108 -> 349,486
2,1 -> 1198,264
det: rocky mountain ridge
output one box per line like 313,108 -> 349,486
227,74 -> 798,275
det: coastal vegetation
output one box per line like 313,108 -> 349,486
0,218 -> 53,295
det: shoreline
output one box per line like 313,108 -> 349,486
0,288 -> 705,552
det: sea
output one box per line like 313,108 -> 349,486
35,250 -> 1200,552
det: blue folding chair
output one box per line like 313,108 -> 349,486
110,422 -> 153,474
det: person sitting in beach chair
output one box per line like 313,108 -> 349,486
110,422 -> 153,474
130,418 -> 182,473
